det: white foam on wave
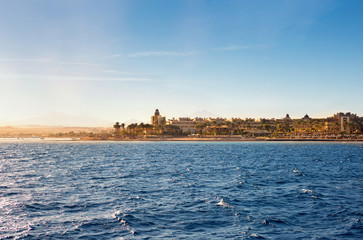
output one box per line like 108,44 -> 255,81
113,210 -> 122,219
250,233 -> 263,238
302,189 -> 313,193
113,211 -> 135,236
293,168 -> 305,176
216,199 -> 232,208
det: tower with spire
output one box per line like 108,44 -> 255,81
151,109 -> 166,126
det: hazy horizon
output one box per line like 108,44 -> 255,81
1,0 -> 363,126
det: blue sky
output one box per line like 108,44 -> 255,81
0,0 -> 362,126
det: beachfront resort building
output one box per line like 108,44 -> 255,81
145,109 -> 362,137
167,117 -> 197,134
332,112 -> 360,134
151,109 -> 166,126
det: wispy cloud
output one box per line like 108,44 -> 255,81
128,51 -> 199,58
127,44 -> 274,58
0,58 -> 108,66
103,70 -> 160,75
215,44 -> 276,51
103,70 -> 120,73
0,73 -> 154,82
104,54 -> 121,58
56,76 -> 153,82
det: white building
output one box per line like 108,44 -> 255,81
168,117 -> 197,133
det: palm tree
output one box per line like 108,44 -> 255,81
127,123 -> 138,136
195,123 -> 203,135
113,122 -> 121,136
143,124 -> 154,135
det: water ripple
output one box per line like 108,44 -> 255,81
0,141 -> 362,239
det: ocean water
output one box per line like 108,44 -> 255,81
1,141 -> 363,239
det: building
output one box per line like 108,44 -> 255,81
284,114 -> 292,121
168,117 -> 196,133
302,114 -> 311,121
333,112 -> 358,134
151,109 -> 166,126
144,109 -> 362,137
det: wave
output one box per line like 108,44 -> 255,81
216,199 -> 233,208
301,188 -> 313,193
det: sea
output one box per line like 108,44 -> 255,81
1,141 -> 363,239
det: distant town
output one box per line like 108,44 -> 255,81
109,109 -> 363,141
1,109 -> 363,141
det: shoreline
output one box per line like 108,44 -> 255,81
1,137 -> 363,142
86,136 -> 363,142
113,137 -> 363,142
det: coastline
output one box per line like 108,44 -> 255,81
51,136 -> 363,142
81,135 -> 363,142
1,136 -> 363,142
116,137 -> 363,142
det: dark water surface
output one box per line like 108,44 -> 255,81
1,141 -> 363,239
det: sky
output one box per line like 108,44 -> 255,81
0,0 -> 362,126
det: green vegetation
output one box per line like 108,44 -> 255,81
108,114 -> 363,140
3,112 -> 361,140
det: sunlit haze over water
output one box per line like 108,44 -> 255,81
0,1 -> 363,126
